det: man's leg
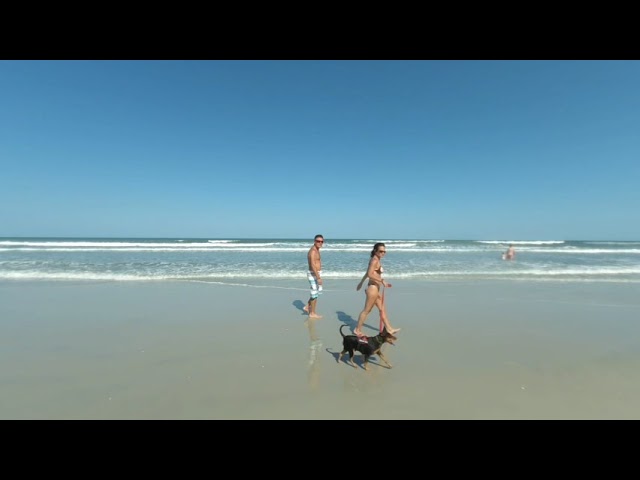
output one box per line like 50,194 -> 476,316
309,297 -> 322,318
306,274 -> 322,318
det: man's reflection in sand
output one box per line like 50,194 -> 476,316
305,318 -> 322,390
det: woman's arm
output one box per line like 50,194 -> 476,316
356,271 -> 368,291
357,258 -> 379,290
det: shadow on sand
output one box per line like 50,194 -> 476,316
292,299 -> 306,314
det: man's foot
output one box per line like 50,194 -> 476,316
354,329 -> 363,337
309,313 -> 323,319
303,304 -> 309,314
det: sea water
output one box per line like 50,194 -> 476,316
1,238 -> 639,283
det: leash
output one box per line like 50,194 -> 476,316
379,284 -> 385,333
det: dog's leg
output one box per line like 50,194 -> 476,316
363,354 -> 370,370
377,349 -> 393,369
348,349 -> 356,368
338,349 -> 345,364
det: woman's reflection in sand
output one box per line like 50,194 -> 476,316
305,318 -> 322,391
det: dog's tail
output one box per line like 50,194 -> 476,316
339,324 -> 349,337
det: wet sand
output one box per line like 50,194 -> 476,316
1,278 -> 640,419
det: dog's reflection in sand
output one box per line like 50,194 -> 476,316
339,325 -> 395,393
305,318 -> 322,391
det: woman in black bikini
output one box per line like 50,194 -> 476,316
354,242 -> 400,337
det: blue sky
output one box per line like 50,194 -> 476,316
1,60 -> 638,240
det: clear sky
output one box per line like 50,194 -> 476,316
1,60 -> 638,240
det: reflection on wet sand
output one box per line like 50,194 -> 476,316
305,318 -> 322,391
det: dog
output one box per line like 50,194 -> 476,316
338,324 -> 397,370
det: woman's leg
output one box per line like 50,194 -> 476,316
354,285 -> 378,336
375,296 -> 400,334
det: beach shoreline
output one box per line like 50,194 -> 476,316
2,278 -> 640,419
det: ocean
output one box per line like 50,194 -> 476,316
1,238 -> 639,284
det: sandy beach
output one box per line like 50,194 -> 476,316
1,278 -> 640,419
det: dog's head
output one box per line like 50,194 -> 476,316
380,328 -> 398,345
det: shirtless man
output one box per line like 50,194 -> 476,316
303,234 -> 324,319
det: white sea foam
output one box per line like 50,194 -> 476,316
2,238 -> 639,284
476,240 -> 566,245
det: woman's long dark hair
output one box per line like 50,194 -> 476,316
370,242 -> 386,257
